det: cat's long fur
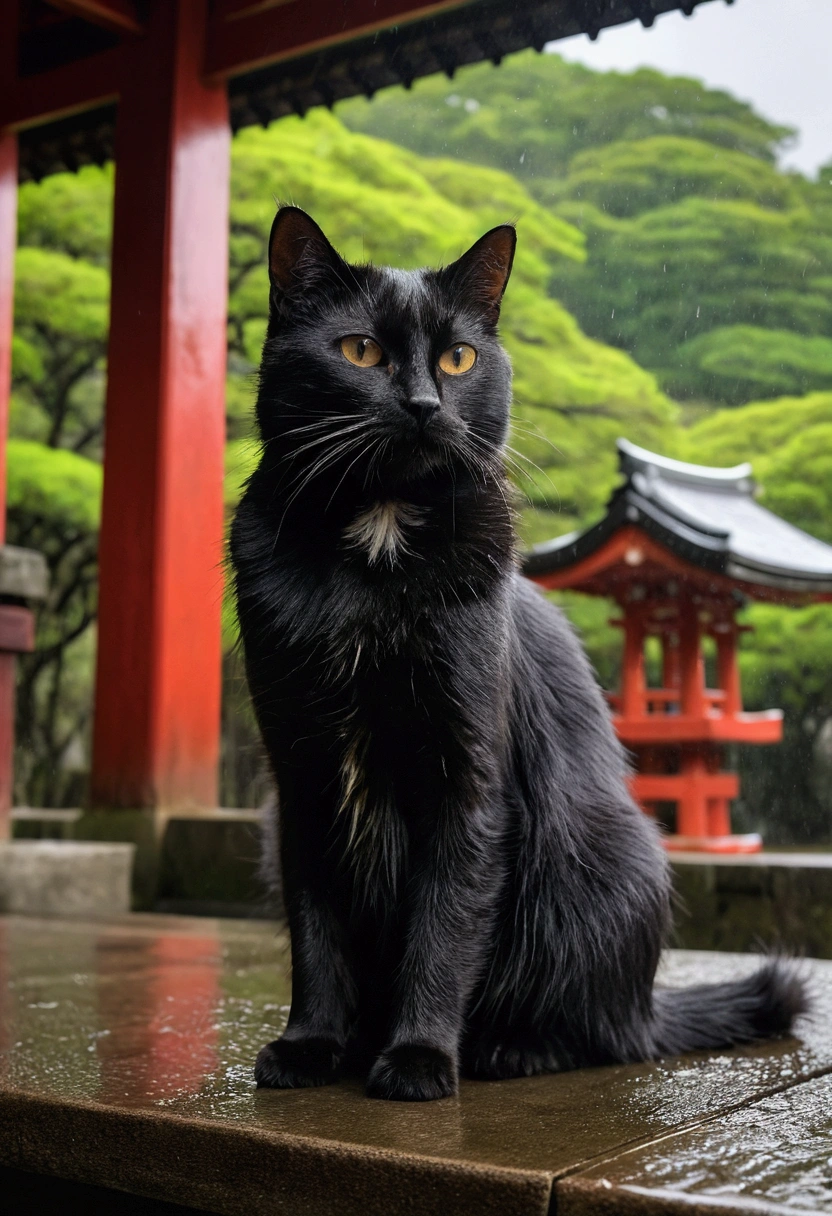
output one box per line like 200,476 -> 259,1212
231,207 -> 806,1101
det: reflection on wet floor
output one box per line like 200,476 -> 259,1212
95,932 -> 221,1105
2,915 -> 832,1213
0,916 -> 290,1109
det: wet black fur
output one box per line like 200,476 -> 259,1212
231,207 -> 807,1102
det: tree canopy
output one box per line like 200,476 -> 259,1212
341,53 -> 832,408
339,51 -> 793,185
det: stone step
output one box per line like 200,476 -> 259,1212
0,841 -> 134,918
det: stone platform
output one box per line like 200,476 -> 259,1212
1,915 -> 831,1215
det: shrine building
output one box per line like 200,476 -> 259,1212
523,439 -> 832,852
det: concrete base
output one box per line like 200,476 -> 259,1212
671,851 -> 832,959
13,807 -> 276,916
0,841 -> 135,918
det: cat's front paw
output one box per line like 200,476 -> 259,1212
255,1036 -> 342,1088
366,1043 -> 457,1101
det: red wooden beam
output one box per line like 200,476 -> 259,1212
0,133 -> 13,547
91,0 -> 228,811
3,43 -> 124,130
213,0 -> 296,19
205,0 -> 472,79
46,0 -> 143,36
0,134 -> 14,840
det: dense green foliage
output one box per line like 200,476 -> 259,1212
678,393 -> 832,842
9,174 -> 110,805
341,54 -> 832,408
340,52 -> 793,183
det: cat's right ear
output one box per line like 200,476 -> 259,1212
268,206 -> 343,306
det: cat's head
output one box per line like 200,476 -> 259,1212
256,207 -> 515,491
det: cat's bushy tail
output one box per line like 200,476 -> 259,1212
651,961 -> 809,1056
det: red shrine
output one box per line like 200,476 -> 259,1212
524,440 -> 832,853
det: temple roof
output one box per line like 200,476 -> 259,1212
17,0 -> 721,182
523,439 -> 832,598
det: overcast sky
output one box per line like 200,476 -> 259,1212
549,0 -> 832,178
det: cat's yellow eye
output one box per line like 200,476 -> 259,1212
438,344 -> 477,375
341,336 -> 383,367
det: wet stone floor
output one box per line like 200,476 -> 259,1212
1,915 -> 831,1215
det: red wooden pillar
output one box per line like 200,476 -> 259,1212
0,132 -> 14,547
715,622 -> 742,717
678,606 -> 706,719
676,606 -> 707,838
621,603 -> 647,719
91,0 -> 229,811
0,132 -> 16,839
661,626 -> 680,709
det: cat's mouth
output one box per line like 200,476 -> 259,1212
383,414 -> 466,476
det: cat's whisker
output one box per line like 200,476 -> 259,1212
282,420 -> 373,462
325,436 -> 383,511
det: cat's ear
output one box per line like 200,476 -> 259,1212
443,225 -> 516,321
268,206 -> 344,302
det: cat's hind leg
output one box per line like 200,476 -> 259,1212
461,1018 -> 572,1081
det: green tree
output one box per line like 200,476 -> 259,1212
683,392 -> 832,843
553,192 -> 832,403
7,441 -> 101,806
339,51 -> 793,188
343,57 -> 832,409
8,165 -> 111,804
672,327 -> 832,408
12,247 -> 109,455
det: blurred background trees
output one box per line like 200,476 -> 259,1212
10,51 -> 832,841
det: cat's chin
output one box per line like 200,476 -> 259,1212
365,1043 -> 458,1101
381,443 -> 449,484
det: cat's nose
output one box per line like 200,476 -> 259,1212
402,396 -> 440,429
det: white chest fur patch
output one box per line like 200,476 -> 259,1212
344,500 -> 425,565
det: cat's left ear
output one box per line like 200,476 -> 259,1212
443,225 -> 516,321
267,206 -> 345,305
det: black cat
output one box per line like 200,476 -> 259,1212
231,207 -> 805,1102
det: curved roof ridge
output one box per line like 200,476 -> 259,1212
617,438 -> 754,489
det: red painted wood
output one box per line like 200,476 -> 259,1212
632,771 -> 740,803
213,0 -> 296,20
0,605 -> 34,653
3,43 -> 123,130
715,626 -> 742,717
47,0 -> 143,35
620,604 -> 646,720
205,0 -> 470,78
91,0 -> 229,810
0,132 -> 14,550
606,581 -> 781,847
677,606 -> 703,720
527,524 -> 825,607
0,653 -> 14,836
614,712 -> 783,746
664,833 -> 762,854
